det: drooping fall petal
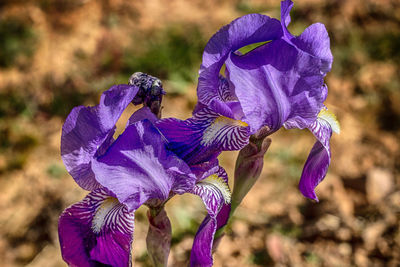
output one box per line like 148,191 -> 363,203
299,109 -> 340,200
190,167 -> 231,267
58,188 -> 135,267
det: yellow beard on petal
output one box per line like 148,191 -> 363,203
318,109 -> 340,134
198,174 -> 231,204
201,116 -> 248,146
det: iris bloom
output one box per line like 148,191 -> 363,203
159,0 -> 340,202
59,77 -> 232,266
59,81 -> 194,266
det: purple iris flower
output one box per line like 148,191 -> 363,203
59,79 -> 195,266
159,0 -> 340,201
198,0 -> 333,133
60,72 -> 165,191
58,0 -> 341,265
59,187 -> 134,267
59,76 -> 233,266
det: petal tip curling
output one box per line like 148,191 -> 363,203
299,186 -> 319,202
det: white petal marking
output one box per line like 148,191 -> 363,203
200,115 -> 249,149
90,190 -> 135,235
198,174 -> 231,204
92,197 -> 120,234
193,173 -> 231,216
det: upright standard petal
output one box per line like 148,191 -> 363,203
127,106 -> 158,126
198,0 -> 333,134
280,0 -> 333,73
190,167 -> 231,267
92,119 -> 196,212
299,109 -> 340,200
280,0 -> 293,31
58,188 -> 135,267
227,38 -> 328,133
61,84 -> 139,191
197,14 -> 283,105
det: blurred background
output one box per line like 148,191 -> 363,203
0,0 -> 399,266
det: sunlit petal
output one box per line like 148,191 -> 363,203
156,108 -> 249,165
61,84 -> 139,190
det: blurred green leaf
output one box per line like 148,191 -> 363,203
47,163 -> 67,179
0,17 -> 38,68
122,24 -> 206,92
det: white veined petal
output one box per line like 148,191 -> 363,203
193,173 -> 231,216
200,115 -> 249,150
89,189 -> 135,235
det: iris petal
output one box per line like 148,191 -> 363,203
280,0 -> 294,38
299,109 -> 340,200
192,167 -> 231,216
281,0 -> 333,71
61,84 -> 139,191
92,120 -> 196,211
58,188 -> 134,267
127,106 -> 158,127
227,35 -> 328,132
190,216 -> 217,267
197,14 -> 283,105
197,0 -> 332,134
217,75 -> 238,102
193,75 -> 243,120
156,108 -> 250,165
190,167 -> 231,267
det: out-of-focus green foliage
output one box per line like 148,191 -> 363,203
122,25 -> 206,92
0,17 -> 37,68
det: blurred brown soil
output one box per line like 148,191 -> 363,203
0,0 -> 399,266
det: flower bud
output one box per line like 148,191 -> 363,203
231,126 -> 272,212
146,207 -> 172,267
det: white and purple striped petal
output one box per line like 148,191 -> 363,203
61,84 -> 139,191
217,75 -> 237,102
193,75 -> 243,120
58,188 -> 135,267
299,109 -> 340,200
190,167 -> 231,267
156,107 -> 250,165
91,119 -> 196,212
192,167 -> 230,216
